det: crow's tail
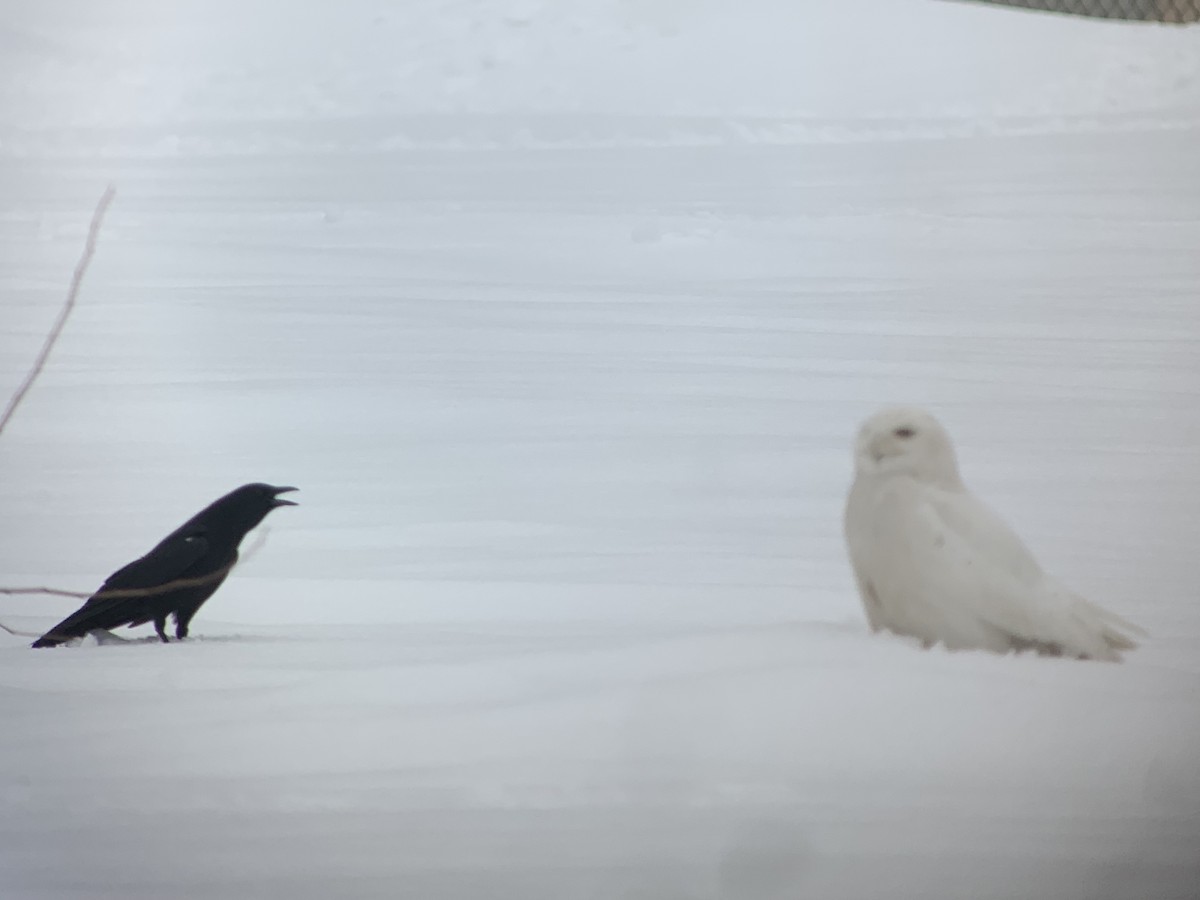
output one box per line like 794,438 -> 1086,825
29,596 -> 134,649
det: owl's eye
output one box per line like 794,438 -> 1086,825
893,427 -> 915,439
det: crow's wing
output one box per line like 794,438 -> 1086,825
32,533 -> 210,646
100,532 -> 211,591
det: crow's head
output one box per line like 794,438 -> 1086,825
211,482 -> 299,536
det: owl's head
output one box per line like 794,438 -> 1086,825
854,406 -> 963,487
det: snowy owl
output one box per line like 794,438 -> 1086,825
843,407 -> 1143,661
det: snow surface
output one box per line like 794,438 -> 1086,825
2,1 -> 1200,898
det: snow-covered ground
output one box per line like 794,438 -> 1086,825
2,2 -> 1199,898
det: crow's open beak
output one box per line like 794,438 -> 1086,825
271,486 -> 299,507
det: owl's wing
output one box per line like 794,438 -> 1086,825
916,489 -> 1140,660
844,482 -> 891,632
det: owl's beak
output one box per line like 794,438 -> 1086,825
867,434 -> 890,463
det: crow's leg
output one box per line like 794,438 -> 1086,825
174,610 -> 195,640
154,617 -> 170,643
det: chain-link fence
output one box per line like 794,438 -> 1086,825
960,0 -> 1200,21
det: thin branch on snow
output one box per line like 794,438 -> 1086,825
0,552 -> 242,638
0,621 -> 40,638
0,184 -> 116,439
240,526 -> 271,566
0,527 -> 271,604
0,187 -> 279,638
0,570 -> 235,602
0,586 -> 91,599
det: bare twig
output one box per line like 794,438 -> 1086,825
241,525 -> 271,565
0,184 -> 116,438
0,586 -> 91,599
0,189 -> 282,643
1,551 -> 258,641
0,621 -> 40,638
0,527 -> 271,604
2,565 -> 236,603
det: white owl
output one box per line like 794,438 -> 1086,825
843,407 -> 1143,661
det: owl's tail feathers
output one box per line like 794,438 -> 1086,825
1068,596 -> 1147,662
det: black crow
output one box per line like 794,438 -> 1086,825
32,483 -> 297,648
